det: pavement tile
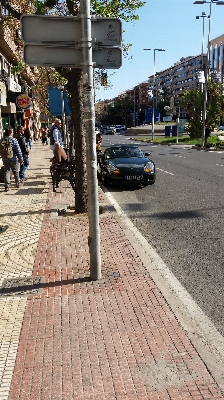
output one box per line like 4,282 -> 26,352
0,142 -> 223,399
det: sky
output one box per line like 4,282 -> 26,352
95,0 -> 224,102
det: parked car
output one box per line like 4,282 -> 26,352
218,126 -> 224,131
115,125 -> 127,133
100,125 -> 107,133
98,144 -> 156,186
115,125 -> 123,132
105,126 -> 116,135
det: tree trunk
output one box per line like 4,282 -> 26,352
67,69 -> 88,213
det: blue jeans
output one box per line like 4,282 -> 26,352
26,138 -> 32,150
19,155 -> 30,180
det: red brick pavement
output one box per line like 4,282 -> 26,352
8,180 -> 224,400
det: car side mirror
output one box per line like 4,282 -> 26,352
145,152 -> 151,156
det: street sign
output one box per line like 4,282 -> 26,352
21,15 -> 122,46
210,68 -> 222,83
48,87 -> 70,116
23,45 -> 122,69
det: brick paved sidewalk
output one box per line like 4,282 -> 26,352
0,143 -> 224,399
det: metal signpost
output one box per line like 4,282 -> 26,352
20,15 -> 122,68
23,45 -> 122,68
20,7 -> 122,281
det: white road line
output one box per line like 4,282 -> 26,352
174,155 -> 186,158
157,167 -> 174,176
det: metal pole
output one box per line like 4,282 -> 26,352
203,8 -> 211,148
202,15 -> 206,147
208,2 -> 211,75
133,89 -> 136,127
80,0 -> 101,280
60,88 -> 67,144
152,49 -> 155,140
155,73 -> 158,108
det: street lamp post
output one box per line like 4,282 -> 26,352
194,1 -> 222,146
143,48 -> 165,140
196,12 -> 209,146
133,88 -> 136,127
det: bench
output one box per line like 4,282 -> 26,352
50,147 -> 75,192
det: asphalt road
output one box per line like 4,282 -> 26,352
100,132 -> 224,337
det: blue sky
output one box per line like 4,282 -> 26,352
95,0 -> 224,102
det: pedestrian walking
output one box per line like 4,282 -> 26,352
24,128 -> 32,150
50,119 -> 64,156
0,127 -> 23,192
14,126 -> 30,184
41,128 -> 48,145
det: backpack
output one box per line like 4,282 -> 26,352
14,134 -> 29,155
0,138 -> 14,159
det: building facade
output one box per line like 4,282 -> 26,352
209,34 -> 224,82
0,4 -> 40,138
97,54 -> 207,114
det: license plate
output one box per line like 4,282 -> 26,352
125,175 -> 143,180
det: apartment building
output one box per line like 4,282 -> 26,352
146,54 -> 206,102
98,53 -> 207,114
209,34 -> 224,81
0,4 -> 39,137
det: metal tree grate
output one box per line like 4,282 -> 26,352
0,276 -> 44,296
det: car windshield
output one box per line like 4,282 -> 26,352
109,146 -> 144,158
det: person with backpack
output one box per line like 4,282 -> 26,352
0,127 -> 23,192
14,126 -> 30,184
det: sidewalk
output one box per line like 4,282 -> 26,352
0,142 -> 224,400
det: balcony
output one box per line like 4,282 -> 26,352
0,21 -> 37,85
0,20 -> 18,59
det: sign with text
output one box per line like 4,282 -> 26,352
24,45 -> 122,69
21,15 -> 122,46
7,77 -> 21,93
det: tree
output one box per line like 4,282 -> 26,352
206,79 -> 224,131
180,88 -> 205,139
2,0 -> 146,213
180,80 -> 224,139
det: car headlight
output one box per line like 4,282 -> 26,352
144,161 -> 154,173
107,163 -> 120,174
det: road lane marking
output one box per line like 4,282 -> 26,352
157,167 -> 174,176
174,155 -> 186,158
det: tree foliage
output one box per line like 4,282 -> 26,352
206,79 -> 224,130
180,81 -> 224,139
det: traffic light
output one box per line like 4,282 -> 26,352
101,72 -> 107,86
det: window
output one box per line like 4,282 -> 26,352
3,61 -> 9,73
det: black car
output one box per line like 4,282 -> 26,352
98,145 -> 156,186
